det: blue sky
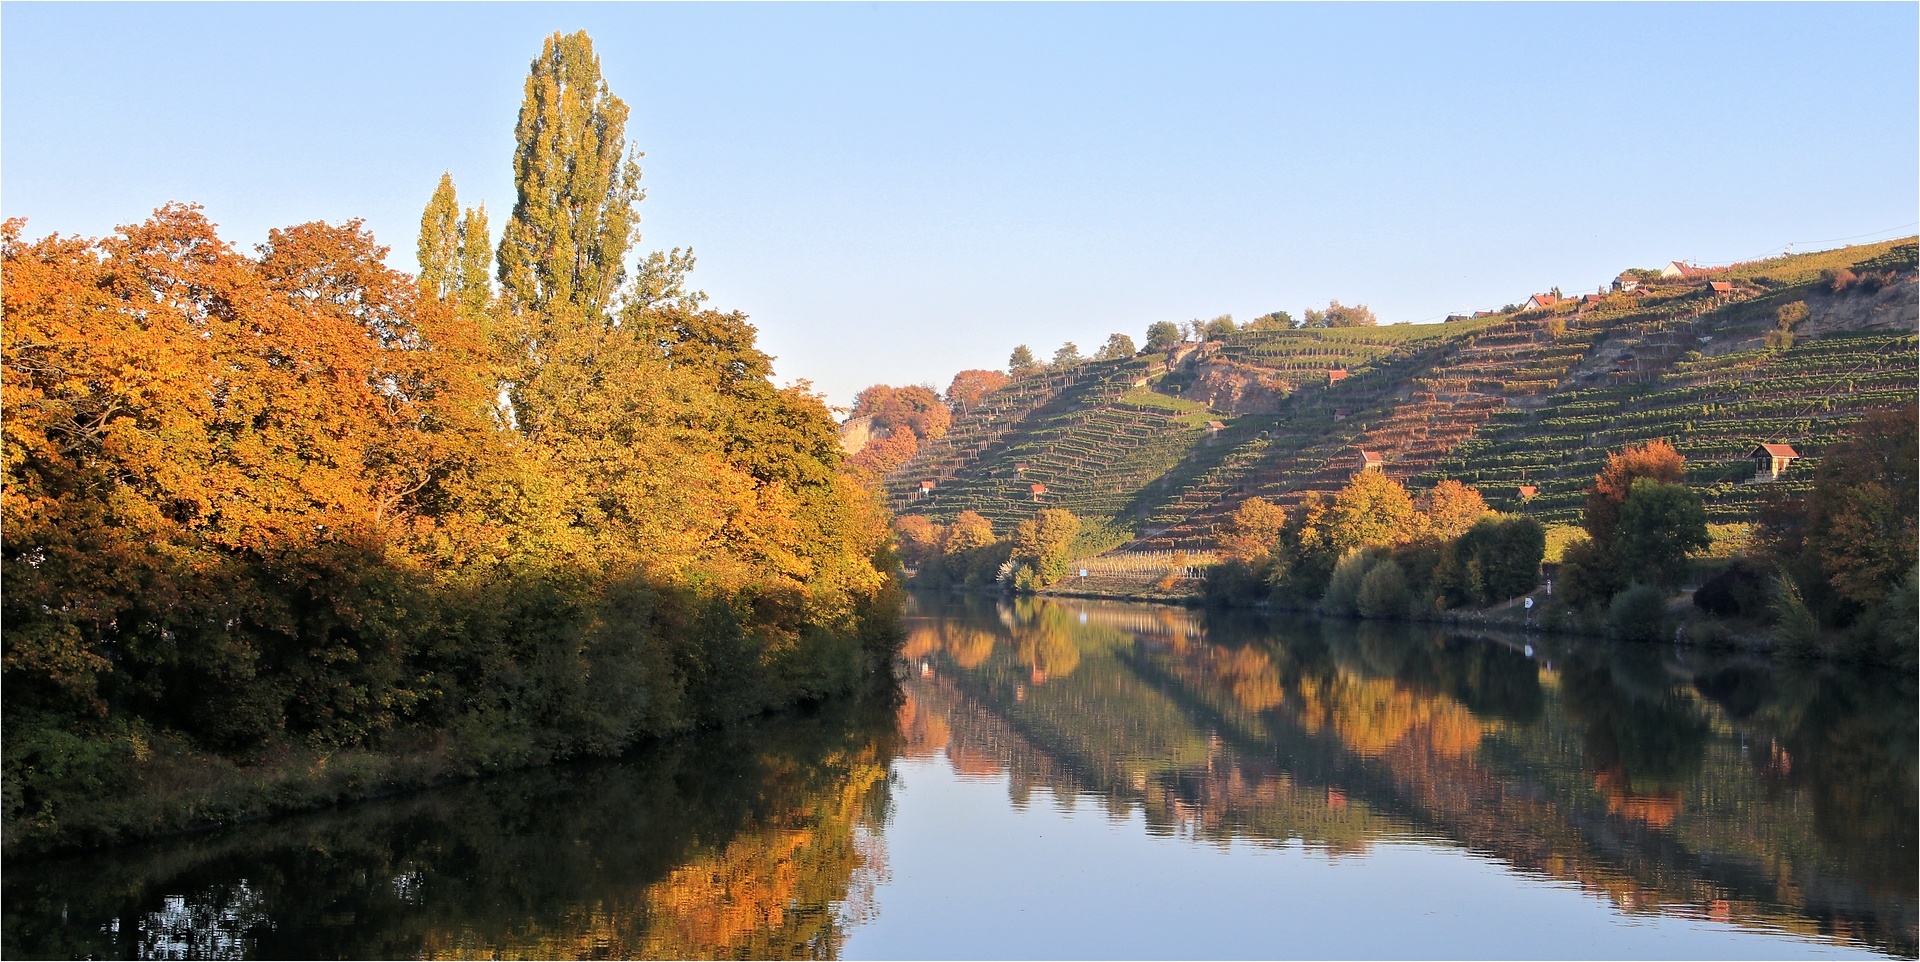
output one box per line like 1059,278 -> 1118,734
6,2 -> 1916,408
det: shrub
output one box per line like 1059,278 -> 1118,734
1556,536 -> 1621,609
1692,560 -> 1768,618
1608,583 -> 1668,642
1771,574 -> 1823,656
1356,561 -> 1411,619
1323,547 -> 1389,617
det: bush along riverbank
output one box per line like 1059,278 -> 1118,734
2,31 -> 905,856
1192,415 -> 1917,670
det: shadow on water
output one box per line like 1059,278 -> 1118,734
3,688 -> 903,960
898,593 -> 1917,957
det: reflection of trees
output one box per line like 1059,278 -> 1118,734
1559,646 -> 1709,793
909,593 -> 1917,958
1012,605 -> 1083,683
1696,660 -> 1919,904
1294,675 -> 1485,759
3,692 -> 902,961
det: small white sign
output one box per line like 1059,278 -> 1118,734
1080,569 -> 1088,578
1524,597 -> 1535,609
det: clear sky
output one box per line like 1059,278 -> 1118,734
6,2 -> 1916,408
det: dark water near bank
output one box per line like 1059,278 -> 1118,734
6,596 -> 1915,960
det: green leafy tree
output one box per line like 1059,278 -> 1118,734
456,204 -> 491,323
1094,333 -> 1136,361
1247,311 -> 1294,331
496,30 -> 643,325
1199,314 -> 1237,339
1436,515 -> 1545,606
1013,508 -> 1081,588
1615,478 -> 1710,589
1008,344 -> 1040,376
418,173 -> 492,324
1143,321 -> 1182,353
418,173 -> 462,300
1052,341 -> 1084,368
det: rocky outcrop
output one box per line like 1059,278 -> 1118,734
1178,360 -> 1289,415
838,415 -> 885,455
1801,276 -> 1918,336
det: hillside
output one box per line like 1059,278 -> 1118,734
884,239 -> 1919,549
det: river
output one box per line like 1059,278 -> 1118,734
5,594 -> 1914,959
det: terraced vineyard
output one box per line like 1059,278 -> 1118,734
885,239 -> 1919,547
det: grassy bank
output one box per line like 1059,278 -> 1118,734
3,620 -> 904,859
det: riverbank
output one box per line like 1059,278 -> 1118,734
3,670 -> 905,859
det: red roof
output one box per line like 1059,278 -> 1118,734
1359,449 -> 1384,464
1030,483 -> 1047,494
1327,368 -> 1349,381
1708,281 -> 1733,293
921,480 -> 935,489
1753,443 -> 1799,458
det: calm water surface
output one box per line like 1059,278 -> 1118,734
6,595 -> 1915,959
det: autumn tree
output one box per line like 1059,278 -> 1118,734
851,384 -> 949,441
945,369 -> 1010,413
1094,333 -> 1136,361
1,30 -> 905,841
1013,508 -> 1081,588
1331,470 -> 1427,551
939,510 -> 999,585
1584,440 -> 1686,547
894,515 -> 943,566
1303,300 -> 1378,328
1421,479 -> 1490,540
1008,344 -> 1040,376
1561,440 -> 1689,606
1143,321 -> 1182,353
1218,497 -> 1287,566
844,424 -> 917,478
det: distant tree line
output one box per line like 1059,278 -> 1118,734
1205,475 -> 1546,618
894,508 -> 1083,593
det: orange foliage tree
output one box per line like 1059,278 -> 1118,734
945,369 -> 1011,413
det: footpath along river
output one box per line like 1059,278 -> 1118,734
5,593 -> 1915,959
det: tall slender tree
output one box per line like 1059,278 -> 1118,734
417,173 -> 461,300
418,173 -> 493,324
456,202 -> 491,322
496,30 -> 643,325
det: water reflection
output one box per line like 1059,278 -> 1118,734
5,597 -> 1915,959
3,694 -> 902,960
899,595 -> 1917,957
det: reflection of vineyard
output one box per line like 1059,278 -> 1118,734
903,595 -> 1916,957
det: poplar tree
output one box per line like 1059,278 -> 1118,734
417,174 -> 493,323
496,30 -> 643,324
417,173 -> 461,300
456,203 -> 491,322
